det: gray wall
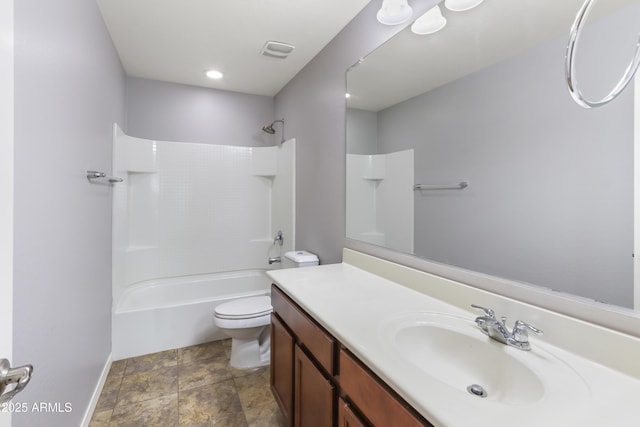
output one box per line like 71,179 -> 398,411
346,108 -> 378,155
274,0 -> 442,264
375,9 -> 636,307
125,76 -> 274,146
13,0 -> 125,425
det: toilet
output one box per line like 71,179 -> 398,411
214,250 -> 319,369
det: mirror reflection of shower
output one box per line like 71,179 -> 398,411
262,118 -> 285,144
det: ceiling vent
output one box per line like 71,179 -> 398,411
261,41 -> 295,59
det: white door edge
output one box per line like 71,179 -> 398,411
634,72 -> 639,310
0,0 -> 14,424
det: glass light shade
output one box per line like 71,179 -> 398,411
444,0 -> 484,12
377,0 -> 413,26
411,6 -> 447,35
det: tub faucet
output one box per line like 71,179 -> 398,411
471,304 -> 543,351
268,257 -> 281,265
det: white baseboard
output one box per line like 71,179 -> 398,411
80,353 -> 112,427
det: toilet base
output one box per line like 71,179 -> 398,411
228,327 -> 271,369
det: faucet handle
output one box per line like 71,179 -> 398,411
512,320 -> 543,343
273,230 -> 284,246
471,304 -> 495,319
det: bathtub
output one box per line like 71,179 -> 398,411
112,270 -> 271,360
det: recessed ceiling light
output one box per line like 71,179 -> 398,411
345,93 -> 351,99
205,69 -> 224,79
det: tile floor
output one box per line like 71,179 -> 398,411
89,339 -> 287,426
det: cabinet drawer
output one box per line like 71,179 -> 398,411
271,285 -> 335,374
339,349 -> 431,427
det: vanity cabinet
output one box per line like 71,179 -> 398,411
271,285 -> 336,427
270,284 -> 432,427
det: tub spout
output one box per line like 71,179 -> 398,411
268,257 -> 281,265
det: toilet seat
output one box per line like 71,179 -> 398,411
214,296 -> 272,320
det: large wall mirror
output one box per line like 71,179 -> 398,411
346,0 -> 640,312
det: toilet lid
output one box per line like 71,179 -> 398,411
215,296 -> 272,319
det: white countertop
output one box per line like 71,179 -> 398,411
267,262 -> 640,427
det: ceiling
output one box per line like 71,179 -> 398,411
347,0 -> 639,111
96,0 -> 371,97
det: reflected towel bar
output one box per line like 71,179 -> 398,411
414,181 -> 468,191
86,170 -> 123,183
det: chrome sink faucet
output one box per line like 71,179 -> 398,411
471,304 -> 543,351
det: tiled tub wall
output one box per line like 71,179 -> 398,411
112,126 -> 296,303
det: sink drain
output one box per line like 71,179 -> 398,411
467,384 -> 487,398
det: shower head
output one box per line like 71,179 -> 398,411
261,119 -> 285,143
262,124 -> 276,134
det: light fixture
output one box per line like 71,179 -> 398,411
444,0 -> 484,12
345,93 -> 351,99
205,69 -> 224,80
411,5 -> 447,35
377,0 -> 413,26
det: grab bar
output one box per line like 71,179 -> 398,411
565,0 -> 640,108
413,181 -> 468,191
86,170 -> 123,183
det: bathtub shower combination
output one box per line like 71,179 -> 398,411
111,125 -> 295,360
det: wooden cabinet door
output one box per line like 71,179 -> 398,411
338,397 -> 368,427
294,345 -> 334,427
271,314 -> 294,426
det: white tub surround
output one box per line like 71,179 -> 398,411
346,150 -> 414,252
112,125 -> 296,303
111,125 -> 295,359
113,270 -> 271,360
267,249 -> 640,427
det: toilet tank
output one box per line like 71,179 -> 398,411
283,250 -> 319,268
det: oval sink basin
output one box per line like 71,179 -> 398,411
378,312 -> 589,406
